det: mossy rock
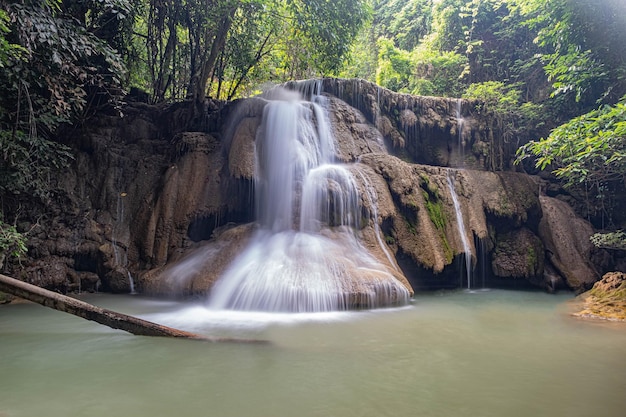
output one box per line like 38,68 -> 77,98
0,291 -> 15,304
573,272 -> 626,321
491,228 -> 544,281
418,175 -> 452,263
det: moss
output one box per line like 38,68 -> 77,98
419,173 -> 439,200
441,235 -> 454,264
420,177 -> 446,233
406,219 -> 417,235
406,199 -> 419,211
0,291 -> 14,304
418,174 -> 452,263
575,273 -> 626,321
425,198 -> 446,232
495,192 -> 512,217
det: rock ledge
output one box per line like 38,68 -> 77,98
573,272 -> 626,321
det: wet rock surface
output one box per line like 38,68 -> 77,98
2,78 -> 616,298
538,196 -> 600,292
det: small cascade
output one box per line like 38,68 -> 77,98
446,173 -> 472,289
112,191 -> 136,294
455,99 -> 465,166
354,168 -> 398,270
474,235 -> 489,289
127,271 -> 136,294
208,85 -> 410,312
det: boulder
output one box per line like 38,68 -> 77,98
573,272 -> 626,321
491,228 -> 545,286
538,196 -> 599,291
140,223 -> 256,296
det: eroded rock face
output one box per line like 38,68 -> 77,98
140,223 -> 257,296
538,196 -> 600,291
356,154 -> 549,290
319,78 -> 496,170
3,78 -> 610,298
491,228 -> 545,286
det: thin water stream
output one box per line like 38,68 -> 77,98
447,174 -> 473,289
1,290 -> 625,417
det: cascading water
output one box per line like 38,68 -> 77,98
112,190 -> 136,294
446,173 -> 472,289
207,86 -> 410,312
455,99 -> 465,165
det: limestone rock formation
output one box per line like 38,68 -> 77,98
538,196 -> 600,291
2,77 -> 612,301
319,78 -> 487,169
357,154 -> 550,290
140,223 -> 257,296
573,272 -> 626,321
491,228 -> 545,286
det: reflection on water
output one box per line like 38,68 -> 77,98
1,290 -> 625,417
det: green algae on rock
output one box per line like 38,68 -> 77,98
574,272 -> 626,321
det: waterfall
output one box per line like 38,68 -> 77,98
446,173 -> 472,289
354,168 -> 398,270
207,86 -> 410,312
112,191 -> 136,294
455,99 -> 465,166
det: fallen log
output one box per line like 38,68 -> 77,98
0,274 -> 226,341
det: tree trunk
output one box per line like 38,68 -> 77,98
192,5 -> 238,104
0,274 -> 242,342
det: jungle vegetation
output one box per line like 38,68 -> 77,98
1,0 -> 625,262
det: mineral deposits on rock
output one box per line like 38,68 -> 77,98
2,78 -> 612,299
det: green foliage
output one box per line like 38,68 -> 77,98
131,0 -> 369,102
590,231 -> 626,251
373,0 -> 433,51
209,3 -> 281,99
3,1 -> 127,121
0,0 -> 121,207
516,99 -> 626,187
0,130 -> 73,201
412,45 -> 467,96
339,19 -> 378,81
429,0 -> 465,52
0,9 -> 24,67
287,0 -> 370,76
464,81 -> 522,113
519,0 -> 626,108
464,81 -> 544,169
0,214 -> 27,267
375,37 -> 413,91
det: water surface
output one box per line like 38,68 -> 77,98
1,290 -> 625,417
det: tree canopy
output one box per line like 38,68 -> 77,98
2,0 -> 626,262
517,98 -> 626,188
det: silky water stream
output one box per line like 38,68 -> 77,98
207,86 -> 409,312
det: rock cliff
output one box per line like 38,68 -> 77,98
2,78 -> 612,299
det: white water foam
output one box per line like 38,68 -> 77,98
207,86 -> 410,312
